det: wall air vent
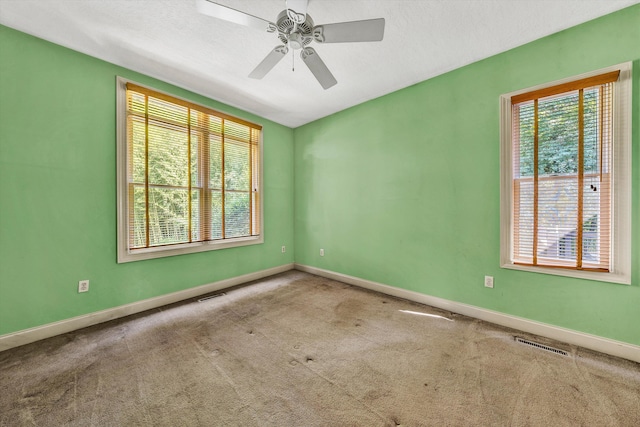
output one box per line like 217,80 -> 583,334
198,293 -> 226,302
515,337 -> 569,356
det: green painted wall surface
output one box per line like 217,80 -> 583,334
0,25 -> 295,335
1,6 -> 639,347
294,6 -> 640,345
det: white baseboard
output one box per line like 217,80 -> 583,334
4,262 -> 638,363
0,263 -> 295,352
295,264 -> 640,363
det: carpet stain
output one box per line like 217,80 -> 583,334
335,298 -> 366,317
1,271 -> 639,427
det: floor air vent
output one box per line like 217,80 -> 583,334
198,293 -> 226,302
515,337 -> 569,356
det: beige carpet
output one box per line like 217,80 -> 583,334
1,271 -> 639,426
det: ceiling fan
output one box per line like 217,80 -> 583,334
196,0 -> 386,89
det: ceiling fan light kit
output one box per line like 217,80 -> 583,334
197,0 -> 386,89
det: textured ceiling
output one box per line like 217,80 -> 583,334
1,0 -> 638,127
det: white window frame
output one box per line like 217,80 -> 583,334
116,77 -> 264,263
500,63 -> 632,284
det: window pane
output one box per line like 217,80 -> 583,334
514,179 -> 534,262
190,131 -> 199,187
224,140 -> 250,191
131,185 -> 146,249
191,189 -> 200,242
516,102 -> 535,178
582,180 -> 600,263
225,192 -> 250,238
210,134 -> 222,190
537,177 -> 578,262
583,88 -> 600,174
211,190 -> 223,240
148,122 -> 189,187
538,92 -> 579,176
129,117 -> 146,183
252,191 -> 260,236
148,188 -> 189,246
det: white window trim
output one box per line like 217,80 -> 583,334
116,77 -> 264,263
499,62 -> 632,285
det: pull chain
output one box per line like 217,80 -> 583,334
292,48 -> 295,72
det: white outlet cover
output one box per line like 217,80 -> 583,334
484,276 -> 494,288
78,280 -> 90,293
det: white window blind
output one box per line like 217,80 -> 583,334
510,71 -> 618,271
125,83 -> 261,253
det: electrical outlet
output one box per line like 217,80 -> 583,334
78,280 -> 90,293
484,276 -> 494,289
281,245 -> 286,253
320,249 -> 324,256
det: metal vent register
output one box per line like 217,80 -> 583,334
198,293 -> 226,302
515,337 -> 569,356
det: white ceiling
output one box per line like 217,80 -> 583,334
1,0 -> 638,128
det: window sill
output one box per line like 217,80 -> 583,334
117,235 -> 263,263
500,262 -> 630,285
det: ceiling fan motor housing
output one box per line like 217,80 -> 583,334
276,10 -> 314,49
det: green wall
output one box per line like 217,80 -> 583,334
1,6 -> 639,347
294,5 -> 640,346
0,25 -> 295,336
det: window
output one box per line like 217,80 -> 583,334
117,78 -> 263,262
500,63 -> 631,284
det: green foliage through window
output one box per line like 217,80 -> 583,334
126,85 -> 261,250
511,75 -> 615,271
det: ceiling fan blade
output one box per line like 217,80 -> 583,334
286,0 -> 308,24
301,48 -> 337,90
196,0 -> 276,32
249,46 -> 289,79
313,18 -> 385,43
